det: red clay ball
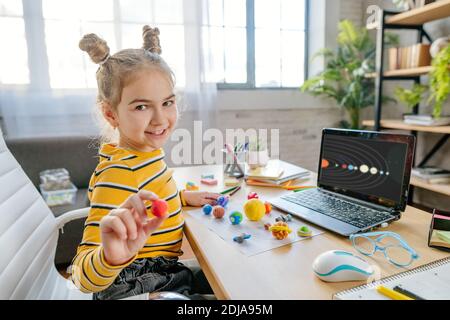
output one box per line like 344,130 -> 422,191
151,199 -> 168,217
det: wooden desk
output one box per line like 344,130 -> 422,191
173,164 -> 450,300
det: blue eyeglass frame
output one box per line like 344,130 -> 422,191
349,231 -> 419,267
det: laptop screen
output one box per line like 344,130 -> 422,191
318,129 -> 415,211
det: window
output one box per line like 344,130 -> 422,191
204,0 -> 308,89
0,0 -> 307,89
42,0 -> 185,89
0,0 -> 29,85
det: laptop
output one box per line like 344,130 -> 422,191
270,128 -> 416,236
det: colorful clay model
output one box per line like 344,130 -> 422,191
202,204 -> 213,215
297,225 -> 312,237
243,199 -> 266,221
201,178 -> 218,185
269,221 -> 292,240
151,199 -> 168,217
233,233 -> 251,244
201,173 -> 215,179
229,211 -> 243,225
264,201 -> 272,215
275,214 -> 293,223
264,223 -> 272,231
213,206 -> 225,219
247,192 -> 259,200
186,181 -> 199,191
216,196 -> 229,208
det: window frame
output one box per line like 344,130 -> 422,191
217,0 -> 310,90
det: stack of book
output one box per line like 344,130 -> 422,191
403,114 -> 450,126
388,43 -> 431,70
244,160 -> 311,187
412,166 -> 450,184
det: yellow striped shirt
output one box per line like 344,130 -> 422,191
71,144 -> 186,293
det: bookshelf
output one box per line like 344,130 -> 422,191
362,119 -> 450,134
365,1 -> 450,206
410,176 -> 450,197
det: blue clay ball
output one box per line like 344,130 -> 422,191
203,204 -> 213,215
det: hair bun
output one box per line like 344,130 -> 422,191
142,25 -> 162,54
79,33 -> 110,64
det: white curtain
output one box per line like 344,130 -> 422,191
0,0 -> 218,138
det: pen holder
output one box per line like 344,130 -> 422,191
223,149 -> 246,178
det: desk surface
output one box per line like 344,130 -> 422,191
173,164 -> 449,300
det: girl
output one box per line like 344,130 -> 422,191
71,25 -> 220,300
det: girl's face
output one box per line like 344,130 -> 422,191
111,68 -> 178,152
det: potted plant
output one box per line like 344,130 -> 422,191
247,137 -> 269,169
394,83 -> 429,114
301,20 -> 396,129
428,44 -> 450,118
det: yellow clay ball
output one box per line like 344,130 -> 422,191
244,199 -> 266,221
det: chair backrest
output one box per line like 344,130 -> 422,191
0,131 -> 90,299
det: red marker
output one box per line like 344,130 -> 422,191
151,199 -> 168,217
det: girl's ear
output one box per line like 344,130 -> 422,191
101,102 -> 119,128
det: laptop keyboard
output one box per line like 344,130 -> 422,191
281,189 -> 393,229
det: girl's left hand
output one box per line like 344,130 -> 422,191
182,191 -> 221,207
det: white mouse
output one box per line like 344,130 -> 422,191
312,250 -> 374,282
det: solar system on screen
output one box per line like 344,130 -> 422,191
319,134 -> 407,203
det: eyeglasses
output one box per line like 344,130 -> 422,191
350,231 -> 419,267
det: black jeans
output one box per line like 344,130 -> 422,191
93,257 -> 213,300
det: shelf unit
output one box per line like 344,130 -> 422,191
365,1 -> 450,205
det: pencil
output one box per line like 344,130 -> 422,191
220,186 -> 239,195
393,286 -> 425,300
376,285 -> 413,300
228,186 -> 241,197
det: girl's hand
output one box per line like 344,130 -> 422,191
182,191 -> 221,207
100,190 -> 168,266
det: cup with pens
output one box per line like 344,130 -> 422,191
223,143 -> 247,178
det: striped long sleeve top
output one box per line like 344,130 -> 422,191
71,144 -> 186,293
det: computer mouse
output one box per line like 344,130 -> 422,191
312,250 -> 374,282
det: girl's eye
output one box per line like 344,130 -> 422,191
135,105 -> 147,111
163,100 -> 175,107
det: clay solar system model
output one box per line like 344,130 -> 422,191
229,211 -> 243,225
269,221 -> 292,240
243,199 -> 266,221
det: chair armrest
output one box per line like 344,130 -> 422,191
55,207 -> 90,231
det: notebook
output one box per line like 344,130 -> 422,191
245,160 -> 309,183
333,256 -> 450,300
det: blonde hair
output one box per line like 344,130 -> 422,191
79,25 -> 175,143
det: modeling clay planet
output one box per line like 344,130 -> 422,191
297,225 -> 312,237
229,211 -> 243,225
247,192 -> 259,200
216,196 -> 229,208
151,199 -> 168,217
212,206 -> 225,219
202,204 -> 213,215
264,201 -> 272,214
243,199 -> 266,221
269,221 -> 292,240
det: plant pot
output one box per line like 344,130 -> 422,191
247,150 -> 269,169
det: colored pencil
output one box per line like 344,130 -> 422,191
220,185 -> 239,195
228,186 -> 242,197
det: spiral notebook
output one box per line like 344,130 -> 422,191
333,256 -> 450,300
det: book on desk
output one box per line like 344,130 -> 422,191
244,160 -> 311,187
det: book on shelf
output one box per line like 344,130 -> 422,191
412,166 -> 450,184
403,114 -> 450,126
244,160 -> 310,184
388,44 -> 431,71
